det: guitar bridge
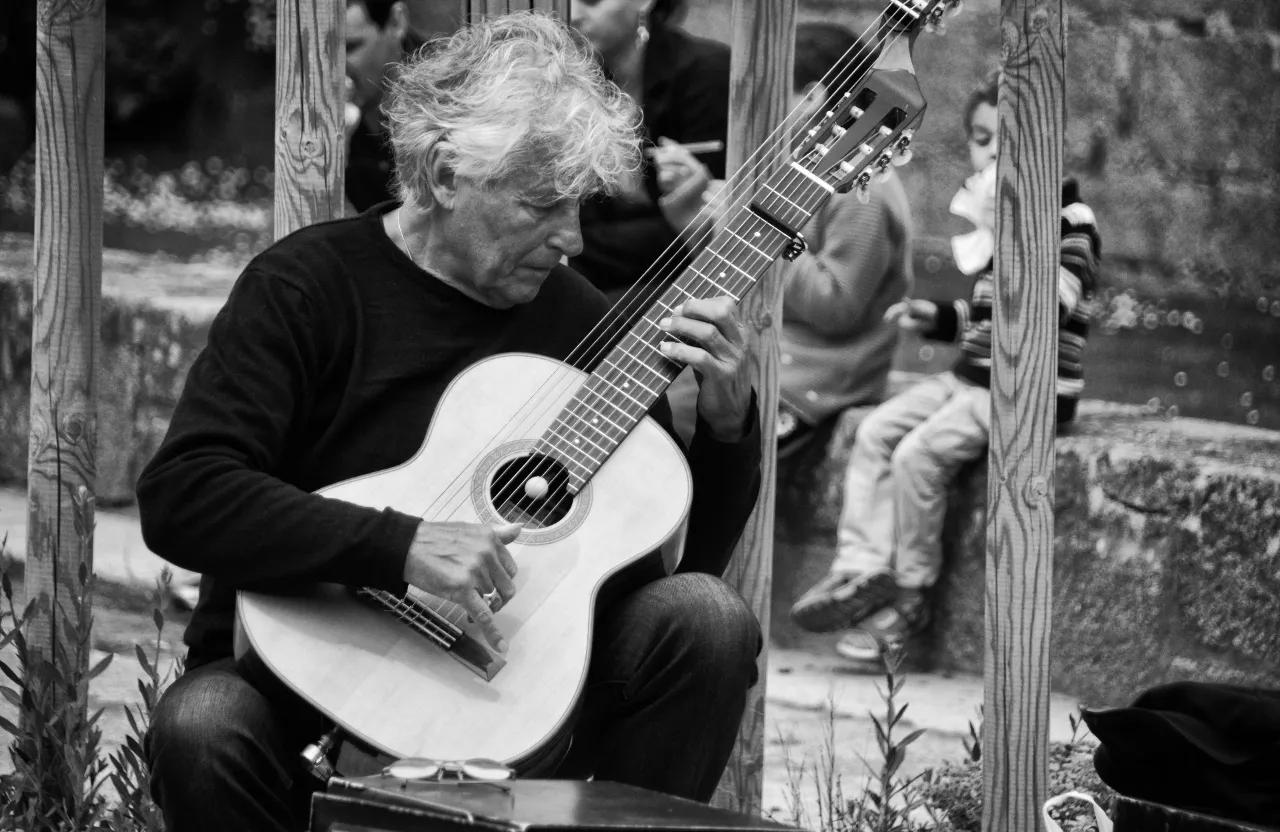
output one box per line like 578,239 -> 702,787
355,588 -> 506,681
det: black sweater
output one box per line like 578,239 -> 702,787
136,203 -> 762,666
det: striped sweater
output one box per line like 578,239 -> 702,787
923,181 -> 1102,423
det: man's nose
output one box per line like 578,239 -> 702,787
551,205 -> 584,259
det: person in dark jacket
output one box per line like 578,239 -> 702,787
140,14 -> 762,831
343,0 -> 423,213
568,0 -> 729,300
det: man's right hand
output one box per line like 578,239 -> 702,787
402,521 -> 522,653
884,298 -> 939,332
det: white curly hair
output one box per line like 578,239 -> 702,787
384,11 -> 643,208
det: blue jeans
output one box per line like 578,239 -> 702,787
146,572 -> 761,831
833,372 -> 991,588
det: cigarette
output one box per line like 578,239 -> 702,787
644,140 -> 725,158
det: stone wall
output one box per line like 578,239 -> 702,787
773,395 -> 1280,707
0,236 -> 235,504
682,0 -> 1280,301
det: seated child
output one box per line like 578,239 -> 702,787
788,70 -> 1103,663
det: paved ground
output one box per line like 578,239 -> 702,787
0,485 -> 1088,823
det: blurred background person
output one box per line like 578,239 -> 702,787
789,69 -> 1102,665
775,21 -> 914,459
569,0 -> 729,303
344,0 -> 423,214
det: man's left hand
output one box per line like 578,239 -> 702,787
658,297 -> 754,442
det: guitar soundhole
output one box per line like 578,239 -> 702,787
488,453 -> 573,529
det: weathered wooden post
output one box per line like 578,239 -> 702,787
25,0 -> 105,749
465,0 -> 569,21
714,0 -> 794,814
982,0 -> 1065,830
275,0 -> 347,238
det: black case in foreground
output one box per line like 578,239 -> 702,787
310,777 -> 801,832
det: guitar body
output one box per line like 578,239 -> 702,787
236,353 -> 692,770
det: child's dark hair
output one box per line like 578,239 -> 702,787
350,0 -> 399,27
963,67 -> 1000,134
794,22 -> 877,104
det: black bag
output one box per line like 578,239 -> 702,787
1082,682 -> 1280,829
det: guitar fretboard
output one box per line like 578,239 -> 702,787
539,162 -> 835,493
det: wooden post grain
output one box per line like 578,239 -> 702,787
26,0 -> 105,729
275,0 -> 346,239
714,0 -> 795,815
981,1 -> 1065,830
466,0 -> 567,20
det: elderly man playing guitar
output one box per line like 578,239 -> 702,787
138,12 -> 762,832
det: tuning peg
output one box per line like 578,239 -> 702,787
874,156 -> 894,182
891,133 -> 914,166
925,17 -> 948,35
853,172 -> 872,203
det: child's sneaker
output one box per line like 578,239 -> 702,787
789,569 -> 898,633
834,588 -> 931,663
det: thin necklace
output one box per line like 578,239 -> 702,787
396,209 -> 421,270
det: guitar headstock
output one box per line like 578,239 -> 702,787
791,0 -> 963,201
882,0 -> 965,37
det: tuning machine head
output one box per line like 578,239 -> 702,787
890,130 -> 916,167
925,0 -> 963,34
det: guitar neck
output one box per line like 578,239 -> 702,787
539,161 -> 836,493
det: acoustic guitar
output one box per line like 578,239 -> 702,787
236,0 -> 958,774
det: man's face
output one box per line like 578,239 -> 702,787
346,1 -> 405,109
441,170 -> 584,309
570,0 -> 649,61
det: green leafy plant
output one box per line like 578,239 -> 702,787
778,647 -> 934,832
0,509 -> 116,830
919,707 -> 1114,832
0,509 -> 180,830
101,572 -> 181,832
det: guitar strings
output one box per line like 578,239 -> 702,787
395,8 -> 934,628
408,8 -> 915,576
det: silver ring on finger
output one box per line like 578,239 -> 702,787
482,588 -> 501,609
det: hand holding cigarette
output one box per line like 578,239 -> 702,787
643,139 -> 724,159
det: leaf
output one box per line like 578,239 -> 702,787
0,659 -> 22,688
88,652 -> 114,680
134,644 -> 154,677
153,608 -> 165,632
899,728 -> 925,748
0,714 -> 19,735
872,717 -> 889,754
886,746 -> 903,778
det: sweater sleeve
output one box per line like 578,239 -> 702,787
782,191 -> 896,337
1058,201 -> 1101,320
659,391 -> 762,579
676,394 -> 762,578
135,267 -> 418,593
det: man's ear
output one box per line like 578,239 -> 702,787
426,141 -> 458,209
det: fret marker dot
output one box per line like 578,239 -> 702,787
574,438 -> 581,444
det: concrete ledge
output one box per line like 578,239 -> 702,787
773,391 -> 1280,707
0,234 -> 235,503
